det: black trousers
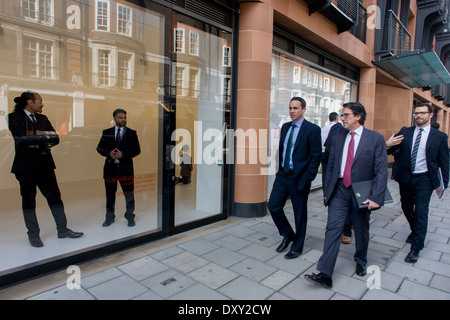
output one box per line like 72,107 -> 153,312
104,173 -> 135,222
399,174 -> 433,251
268,170 -> 311,253
15,169 -> 68,237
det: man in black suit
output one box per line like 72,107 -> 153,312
97,109 -> 141,227
8,91 -> 83,247
305,102 -> 388,288
386,103 -> 449,263
267,97 -> 322,259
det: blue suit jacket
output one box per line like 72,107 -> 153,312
388,126 -> 449,189
324,126 -> 388,206
278,119 -> 322,191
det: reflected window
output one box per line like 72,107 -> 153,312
189,31 -> 199,56
174,28 -> 185,53
99,50 -> 111,86
119,53 -> 134,89
117,4 -> 133,36
21,0 -> 54,25
293,67 -> 301,84
222,46 -> 231,67
24,37 -> 53,79
96,0 -> 110,31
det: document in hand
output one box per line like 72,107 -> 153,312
438,168 -> 445,199
351,180 -> 393,209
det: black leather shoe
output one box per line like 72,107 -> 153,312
102,219 -> 115,227
127,219 -> 136,227
355,263 -> 367,276
58,229 -> 84,239
404,250 -> 419,263
304,272 -> 332,288
28,236 -> 44,248
276,234 -> 295,253
284,250 -> 302,259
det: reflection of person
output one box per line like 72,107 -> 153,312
305,102 -> 388,288
321,112 -> 343,184
175,145 -> 193,185
386,103 -> 449,263
97,109 -> 141,227
267,97 -> 322,259
8,91 -> 84,247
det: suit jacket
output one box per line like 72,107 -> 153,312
324,126 -> 388,206
8,111 -> 60,174
322,122 -> 344,165
96,127 -> 141,179
388,126 -> 449,189
278,119 -> 322,191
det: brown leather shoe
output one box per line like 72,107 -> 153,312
341,235 -> 351,244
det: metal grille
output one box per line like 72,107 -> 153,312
185,0 -> 232,28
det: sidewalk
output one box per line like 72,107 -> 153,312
1,176 -> 450,300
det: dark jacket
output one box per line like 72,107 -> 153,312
96,126 -> 141,179
8,111 -> 59,174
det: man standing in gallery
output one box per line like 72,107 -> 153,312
305,102 -> 388,288
97,109 -> 141,227
386,103 -> 449,263
268,97 -> 322,259
8,91 -> 84,247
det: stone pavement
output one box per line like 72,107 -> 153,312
1,176 -> 450,300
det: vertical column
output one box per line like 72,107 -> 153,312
359,67 -> 377,129
233,1 -> 273,217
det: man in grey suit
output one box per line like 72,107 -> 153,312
305,102 -> 388,288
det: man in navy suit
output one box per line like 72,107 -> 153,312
305,102 -> 388,288
386,103 -> 449,263
268,97 -> 322,259
97,109 -> 141,227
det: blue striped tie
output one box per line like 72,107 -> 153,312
283,123 -> 295,174
411,128 -> 423,173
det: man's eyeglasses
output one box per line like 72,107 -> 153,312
413,111 -> 430,116
340,113 -> 354,118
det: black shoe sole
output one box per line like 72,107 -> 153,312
304,275 -> 332,289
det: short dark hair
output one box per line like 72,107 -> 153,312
113,108 -> 127,117
342,102 -> 366,125
13,91 -> 38,112
415,103 -> 433,114
290,96 -> 306,108
329,112 -> 339,122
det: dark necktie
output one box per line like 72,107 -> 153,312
411,128 -> 423,173
30,113 -> 37,133
343,132 -> 355,188
116,128 -> 122,147
283,123 -> 295,174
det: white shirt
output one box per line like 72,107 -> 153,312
24,110 -> 36,122
321,122 -> 337,152
115,126 -> 125,141
412,125 -> 430,174
340,125 -> 364,178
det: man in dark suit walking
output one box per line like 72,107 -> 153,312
268,97 -> 322,259
386,103 -> 449,263
8,91 -> 83,247
305,102 -> 388,288
97,109 -> 141,227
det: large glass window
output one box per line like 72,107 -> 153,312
172,14 -> 232,226
0,0 -> 165,279
268,51 -> 358,193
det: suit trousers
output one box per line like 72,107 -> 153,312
399,174 -> 433,251
104,172 -> 135,221
268,170 -> 310,253
15,169 -> 68,237
317,180 -> 370,277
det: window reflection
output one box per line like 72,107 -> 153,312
0,0 -> 164,276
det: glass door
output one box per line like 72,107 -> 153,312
169,12 -> 232,229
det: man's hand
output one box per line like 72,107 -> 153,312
386,133 -> 404,148
110,148 -> 123,160
362,199 -> 381,210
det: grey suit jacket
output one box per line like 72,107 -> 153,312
324,126 -> 388,206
